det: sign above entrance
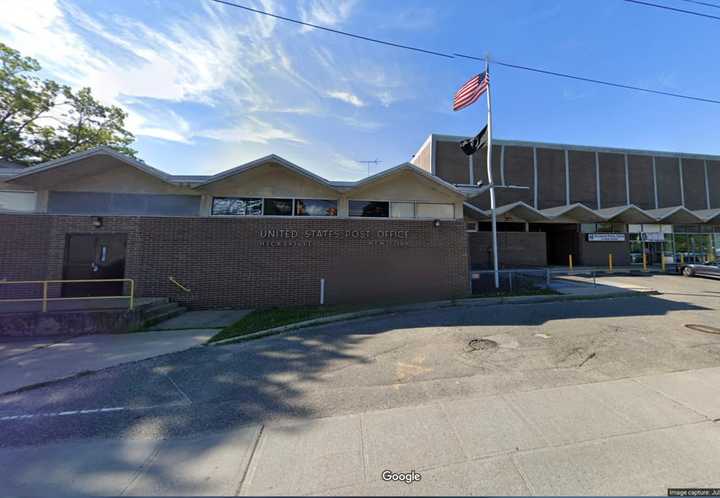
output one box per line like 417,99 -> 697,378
587,233 -> 626,242
641,232 -> 664,242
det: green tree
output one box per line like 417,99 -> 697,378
0,43 -> 136,166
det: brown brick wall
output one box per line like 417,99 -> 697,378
0,215 -> 52,298
628,155 -> 655,209
569,150 -> 597,209
598,152 -> 627,208
0,214 -> 471,309
655,156 -> 682,208
709,161 -> 720,209
497,146 -> 534,206
435,140 -> 470,184
468,231 -> 547,268
577,234 -> 631,266
537,148 -> 566,209
682,159 -> 707,210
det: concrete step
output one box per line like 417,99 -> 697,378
133,298 -> 170,313
142,306 -> 187,329
141,301 -> 180,317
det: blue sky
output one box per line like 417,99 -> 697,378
1,0 -> 719,180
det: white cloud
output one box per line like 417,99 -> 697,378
326,91 -> 365,107
298,0 -> 358,30
198,117 -> 306,145
0,0 -> 415,174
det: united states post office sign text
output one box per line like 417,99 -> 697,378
258,228 -> 412,248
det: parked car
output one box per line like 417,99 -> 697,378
681,262 -> 720,278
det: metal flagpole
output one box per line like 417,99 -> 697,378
485,59 -> 500,289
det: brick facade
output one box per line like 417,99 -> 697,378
0,214 -> 471,309
468,232 -> 547,269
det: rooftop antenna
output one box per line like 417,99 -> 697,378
356,159 -> 382,177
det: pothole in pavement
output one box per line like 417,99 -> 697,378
684,324 -> 720,335
466,339 -> 499,352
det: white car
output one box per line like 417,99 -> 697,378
682,262 -> 720,278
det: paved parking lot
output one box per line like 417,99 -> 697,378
1,274 -> 719,495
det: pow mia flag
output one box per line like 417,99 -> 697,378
459,125 -> 488,156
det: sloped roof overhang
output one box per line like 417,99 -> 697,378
345,162 -> 465,198
495,201 -> 549,222
595,205 -> 658,224
540,203 -> 606,222
645,206 -> 705,224
194,154 -> 340,192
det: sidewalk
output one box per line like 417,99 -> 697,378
0,329 -> 214,394
2,366 -> 719,496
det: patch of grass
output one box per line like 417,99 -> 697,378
208,304 -> 364,343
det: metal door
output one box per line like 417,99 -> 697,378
62,234 -> 127,297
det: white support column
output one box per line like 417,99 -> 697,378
595,151 -> 601,209
564,149 -> 570,206
679,158 -> 685,207
500,145 -> 505,186
652,156 -> 659,209
624,154 -> 630,205
705,160 -> 711,209
533,147 -> 538,209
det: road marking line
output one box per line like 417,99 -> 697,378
0,404 -> 178,422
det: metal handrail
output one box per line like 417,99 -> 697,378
169,276 -> 191,293
0,278 -> 135,312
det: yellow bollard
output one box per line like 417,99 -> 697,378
661,255 -> 666,272
642,253 -> 648,272
569,254 -> 573,272
680,253 -> 685,265
608,253 -> 613,273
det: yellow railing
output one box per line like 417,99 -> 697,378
169,276 -> 191,293
0,278 -> 135,312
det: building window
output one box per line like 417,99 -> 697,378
349,200 -> 389,218
263,198 -> 293,216
416,203 -> 455,219
581,223 -> 597,233
211,197 -> 262,216
0,190 -> 36,212
466,221 -> 479,232
390,202 -> 414,218
295,199 -> 337,216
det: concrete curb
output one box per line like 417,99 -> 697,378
209,288 -> 659,346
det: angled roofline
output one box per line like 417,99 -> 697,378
595,204 -> 658,223
541,203 -> 606,222
193,154 -> 340,191
645,206 -> 705,223
348,162 -> 465,197
693,208 -> 720,223
428,134 -> 720,162
5,146 -> 173,184
495,201 -> 548,222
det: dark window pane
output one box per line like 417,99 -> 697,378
349,200 -> 389,217
263,198 -> 293,216
211,197 -> 262,215
295,199 -> 338,216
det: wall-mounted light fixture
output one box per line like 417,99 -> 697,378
92,216 -> 103,228
433,219 -> 441,228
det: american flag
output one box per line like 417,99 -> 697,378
453,71 -> 489,112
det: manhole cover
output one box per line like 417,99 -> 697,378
467,339 -> 499,351
684,324 -> 720,335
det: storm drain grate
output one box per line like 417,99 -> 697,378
467,339 -> 499,351
684,324 -> 720,335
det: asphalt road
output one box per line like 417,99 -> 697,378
1,274 -> 720,495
